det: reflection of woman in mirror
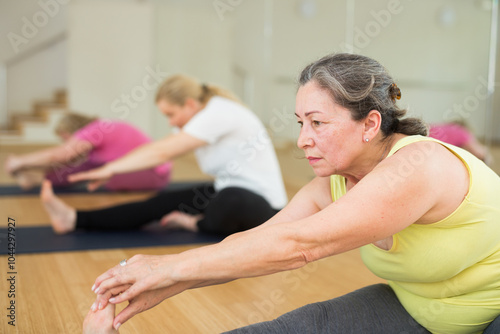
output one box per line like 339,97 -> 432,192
4,112 -> 172,191
429,120 -> 493,165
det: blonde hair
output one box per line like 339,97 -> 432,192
55,112 -> 98,135
155,74 -> 241,106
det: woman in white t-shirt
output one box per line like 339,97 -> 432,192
41,74 -> 287,236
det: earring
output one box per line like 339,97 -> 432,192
364,138 -> 369,142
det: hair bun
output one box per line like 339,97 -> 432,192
389,83 -> 401,101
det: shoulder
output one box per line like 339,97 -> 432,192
190,97 -> 260,130
388,139 -> 456,168
304,176 -> 334,210
203,97 -> 254,118
376,139 -> 465,197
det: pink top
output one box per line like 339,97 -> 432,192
428,123 -> 472,148
73,120 -> 170,176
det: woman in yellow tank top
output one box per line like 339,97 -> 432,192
83,54 -> 500,334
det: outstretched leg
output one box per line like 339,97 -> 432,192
40,180 -> 77,234
75,183 -> 214,231
225,284 -> 430,334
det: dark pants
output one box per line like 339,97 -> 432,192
224,284 -> 431,334
76,183 -> 278,236
484,313 -> 500,334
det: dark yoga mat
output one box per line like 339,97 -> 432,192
0,180 -> 208,196
0,225 -> 223,254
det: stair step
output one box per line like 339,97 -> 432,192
54,89 -> 67,105
0,133 -> 24,144
12,114 -> 46,124
34,102 -> 66,117
0,128 -> 22,136
2,89 -> 68,144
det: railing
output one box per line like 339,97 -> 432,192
485,0 -> 499,146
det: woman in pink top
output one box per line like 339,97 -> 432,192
4,112 -> 172,191
429,121 -> 493,165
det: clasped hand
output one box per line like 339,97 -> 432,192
90,254 -> 194,329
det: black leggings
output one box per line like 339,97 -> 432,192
76,183 -> 279,236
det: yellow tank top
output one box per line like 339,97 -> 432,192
330,135 -> 500,334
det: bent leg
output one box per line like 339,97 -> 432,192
76,183 -> 214,230
225,284 -> 430,334
46,160 -> 99,187
197,187 -> 279,236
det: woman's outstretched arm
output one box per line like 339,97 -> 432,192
89,142 -> 453,329
68,132 -> 207,190
5,138 -> 93,174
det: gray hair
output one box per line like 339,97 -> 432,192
298,53 -> 428,137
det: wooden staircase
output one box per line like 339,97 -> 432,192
0,90 -> 68,144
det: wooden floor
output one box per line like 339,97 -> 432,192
1,143 -> 499,334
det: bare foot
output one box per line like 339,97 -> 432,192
160,211 -> 202,232
40,180 -> 77,234
14,170 -> 44,190
4,155 -> 22,175
83,301 -> 120,334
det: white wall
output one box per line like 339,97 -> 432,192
231,0 -> 273,122
67,0 -> 155,134
1,0 -> 496,143
235,0 -> 494,142
7,38 -> 67,112
68,0 -> 234,140
0,65 -> 6,127
0,0 -> 69,63
151,0 -> 234,138
0,0 -> 69,127
357,0 -> 492,136
268,0 -> 349,142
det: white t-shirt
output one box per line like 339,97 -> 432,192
182,96 -> 288,209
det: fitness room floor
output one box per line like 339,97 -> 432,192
1,143 -> 499,334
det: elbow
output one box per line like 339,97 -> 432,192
298,248 -> 315,266
280,230 -> 316,271
284,226 -> 334,269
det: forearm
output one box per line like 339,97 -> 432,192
104,132 -> 205,175
105,142 -> 171,175
15,147 -> 72,169
172,223 -> 308,285
173,190 -> 331,285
